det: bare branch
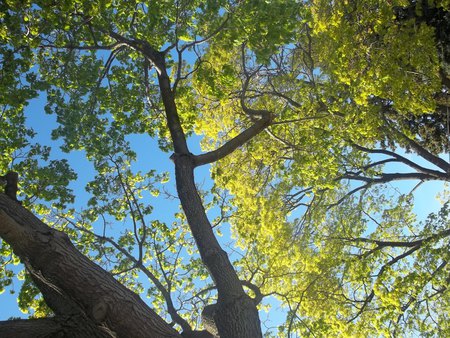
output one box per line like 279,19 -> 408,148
383,117 -> 450,173
350,143 -> 448,180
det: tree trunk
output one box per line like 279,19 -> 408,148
106,32 -> 264,337
172,154 -> 262,338
0,194 -> 180,338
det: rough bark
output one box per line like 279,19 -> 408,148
0,316 -> 114,338
181,330 -> 215,338
171,154 -> 262,338
0,194 -> 180,338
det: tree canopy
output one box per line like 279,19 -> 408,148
1,0 -> 449,337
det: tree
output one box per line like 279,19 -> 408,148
0,1 -> 449,337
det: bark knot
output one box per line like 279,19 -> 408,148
92,301 -> 109,322
170,152 -> 195,164
0,171 -> 21,203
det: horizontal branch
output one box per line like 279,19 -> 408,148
0,318 -> 61,337
39,42 -> 125,51
351,143 -> 448,179
349,227 -> 450,251
342,172 -> 441,183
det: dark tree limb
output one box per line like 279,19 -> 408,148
66,216 -> 192,333
194,66 -> 274,167
384,118 -> 450,173
194,116 -> 272,167
342,172 -> 444,183
350,143 -> 449,180
0,195 -> 180,338
0,316 -> 114,338
171,153 -> 262,337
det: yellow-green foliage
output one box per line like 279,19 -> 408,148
191,1 -> 447,336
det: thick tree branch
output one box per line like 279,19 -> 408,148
0,194 -> 180,338
193,63 -> 275,165
0,316 -> 114,338
384,118 -> 450,173
342,172 -> 443,183
171,154 -> 262,337
340,227 -> 450,253
68,219 -> 192,333
241,280 -> 264,305
107,31 -> 165,71
194,116 -> 272,167
350,143 -> 449,180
